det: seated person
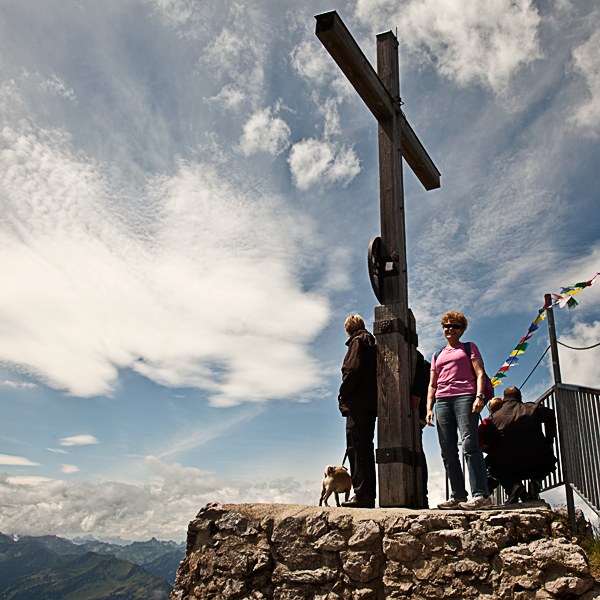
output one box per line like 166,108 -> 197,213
480,386 -> 557,505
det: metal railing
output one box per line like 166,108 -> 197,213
553,383 -> 600,518
535,385 -> 564,493
448,383 -> 600,530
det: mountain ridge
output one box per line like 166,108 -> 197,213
0,534 -> 179,599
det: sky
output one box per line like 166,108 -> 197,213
0,0 -> 598,542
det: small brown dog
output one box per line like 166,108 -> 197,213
319,465 -> 352,507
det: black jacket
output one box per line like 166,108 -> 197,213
338,330 -> 377,415
411,351 -> 430,423
481,398 -> 557,480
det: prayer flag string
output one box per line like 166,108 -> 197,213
490,272 -> 600,387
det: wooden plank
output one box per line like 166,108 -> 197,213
315,11 -> 441,191
376,32 -> 405,309
375,302 -> 420,506
400,114 -> 441,190
315,11 -> 394,121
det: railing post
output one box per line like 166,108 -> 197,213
546,293 -> 577,534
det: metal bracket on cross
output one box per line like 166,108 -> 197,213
373,317 -> 419,347
376,446 -> 424,467
368,236 -> 399,304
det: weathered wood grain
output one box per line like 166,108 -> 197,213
315,11 -> 433,507
315,11 -> 440,191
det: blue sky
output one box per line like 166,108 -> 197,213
0,0 -> 598,542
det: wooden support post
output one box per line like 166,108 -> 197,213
373,32 -> 419,507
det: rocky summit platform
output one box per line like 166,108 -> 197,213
170,502 -> 600,600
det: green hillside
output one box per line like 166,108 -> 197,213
0,538 -> 171,600
18,535 -> 185,585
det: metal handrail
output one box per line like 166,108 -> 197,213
446,383 -> 600,529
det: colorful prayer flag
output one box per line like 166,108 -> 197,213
490,271 -> 598,388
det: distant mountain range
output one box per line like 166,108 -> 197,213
0,532 -> 186,600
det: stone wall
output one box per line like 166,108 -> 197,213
170,503 -> 599,600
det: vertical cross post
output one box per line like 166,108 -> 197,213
373,33 -> 420,507
315,11 -> 439,506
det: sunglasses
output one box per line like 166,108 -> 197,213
443,324 -> 462,330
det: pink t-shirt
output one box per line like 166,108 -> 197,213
431,342 -> 482,398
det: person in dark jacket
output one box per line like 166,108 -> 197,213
481,386 -> 557,504
338,314 -> 377,508
411,351 -> 430,508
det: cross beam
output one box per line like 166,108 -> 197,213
316,11 -> 440,507
316,11 -> 440,191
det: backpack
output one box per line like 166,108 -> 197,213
434,342 -> 494,402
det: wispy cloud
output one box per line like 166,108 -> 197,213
353,0 -> 542,92
0,454 -> 41,466
61,464 -> 80,474
0,89 -> 330,405
144,0 -> 215,39
290,39 -> 352,97
558,320 -> 600,388
200,3 -> 268,108
158,404 -> 265,459
22,70 -> 76,102
47,448 -> 69,455
60,435 -> 100,447
571,28 -> 600,132
1,380 -> 37,389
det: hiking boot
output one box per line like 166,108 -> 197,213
505,484 -> 526,506
437,497 -> 467,510
460,495 -> 492,510
341,494 -> 375,508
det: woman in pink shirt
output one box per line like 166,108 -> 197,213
426,311 -> 491,510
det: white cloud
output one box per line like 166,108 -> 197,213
0,454 -> 41,466
287,138 -> 360,190
205,84 -> 246,111
61,464 -> 80,474
290,39 -> 353,99
1,380 -> 37,389
47,448 -> 69,455
571,29 -> 600,132
0,95 -> 330,405
291,40 -> 336,87
239,107 -> 291,156
353,0 -> 542,91
321,97 -> 341,139
558,320 -> 600,388
144,0 -> 214,39
0,457 -> 317,541
37,73 -> 76,102
200,4 -> 267,107
60,435 -> 100,447
6,476 -> 53,486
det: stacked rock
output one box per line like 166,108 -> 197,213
171,503 -> 598,600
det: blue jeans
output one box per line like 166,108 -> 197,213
436,394 -> 489,498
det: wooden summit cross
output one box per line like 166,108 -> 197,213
315,11 -> 440,507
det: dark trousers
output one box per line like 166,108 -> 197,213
346,409 -> 377,499
420,424 -> 429,508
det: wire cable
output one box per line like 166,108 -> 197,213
520,345 -> 551,389
557,340 -> 600,350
